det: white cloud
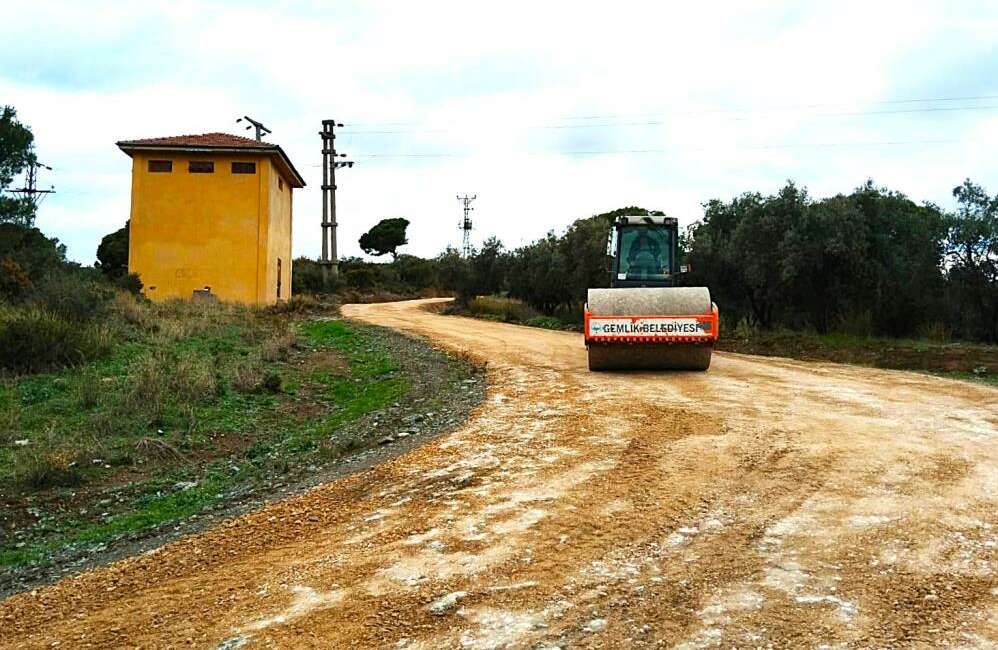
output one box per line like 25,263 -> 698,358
1,0 -> 996,263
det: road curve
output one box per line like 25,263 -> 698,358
2,298 -> 996,649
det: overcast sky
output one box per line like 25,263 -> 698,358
2,0 -> 996,264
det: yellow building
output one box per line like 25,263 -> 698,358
117,133 -> 305,305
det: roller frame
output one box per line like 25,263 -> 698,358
584,304 -> 719,345
584,304 -> 718,371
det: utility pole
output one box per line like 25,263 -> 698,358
10,159 -> 55,207
236,116 -> 271,141
457,194 -> 477,258
319,120 -> 354,287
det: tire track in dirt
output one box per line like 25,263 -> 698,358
1,298 -> 996,649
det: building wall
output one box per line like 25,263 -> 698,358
127,152 -> 293,305
261,159 -> 293,303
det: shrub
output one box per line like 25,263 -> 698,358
170,355 -> 219,404
0,308 -> 113,373
35,271 -> 111,323
393,254 -> 437,290
732,316 -> 760,339
526,316 -> 564,330
832,310 -> 874,338
77,368 -> 103,409
126,355 -> 166,424
17,447 -> 83,489
343,266 -> 377,290
95,222 -> 129,278
0,223 -> 66,282
111,290 -> 154,329
0,257 -> 32,301
114,272 -> 143,295
260,328 -> 297,361
88,409 -> 124,439
231,360 -> 264,393
268,294 -> 329,315
292,257 -> 328,294
916,321 -> 953,343
261,371 -> 282,393
0,403 -> 20,445
467,296 -> 540,323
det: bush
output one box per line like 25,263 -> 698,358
126,355 -> 166,424
114,272 -> 143,295
0,257 -> 32,301
96,222 -> 129,278
467,296 -> 540,323
0,308 -> 113,373
292,257 -> 328,294
0,223 -> 66,282
832,310 -> 874,338
77,368 -> 103,409
393,254 -> 437,290
260,328 -> 297,361
268,294 -> 329,315
35,271 -> 112,322
17,447 -> 83,489
110,290 -> 155,329
526,316 -> 564,330
261,371 -> 282,393
343,266 -> 378,290
170,354 -> 219,404
231,360 -> 264,393
916,321 -> 953,343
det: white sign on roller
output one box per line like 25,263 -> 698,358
587,317 -> 712,337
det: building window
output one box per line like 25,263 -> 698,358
232,161 -> 256,174
278,178 -> 284,191
189,161 -> 214,173
148,160 -> 172,173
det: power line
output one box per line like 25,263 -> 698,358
542,94 -> 998,122
327,137 -> 966,160
343,94 -> 998,133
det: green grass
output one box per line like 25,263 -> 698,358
447,295 -> 579,331
0,317 -> 410,570
930,370 -> 998,387
719,325 -> 998,384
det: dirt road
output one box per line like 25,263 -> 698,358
2,299 -> 996,648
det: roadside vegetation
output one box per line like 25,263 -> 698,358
401,183 -> 997,382
0,290 -> 443,570
0,189 -> 482,580
0,105 -> 485,585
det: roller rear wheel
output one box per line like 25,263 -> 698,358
587,343 -> 712,371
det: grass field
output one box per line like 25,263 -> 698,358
0,298 -> 433,571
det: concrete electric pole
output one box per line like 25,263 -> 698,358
320,120 -> 354,287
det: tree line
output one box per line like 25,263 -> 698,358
296,181 -> 997,343
2,102 -> 995,344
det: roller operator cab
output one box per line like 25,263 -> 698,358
584,215 -> 719,371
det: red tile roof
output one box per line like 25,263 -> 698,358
118,132 -> 276,148
117,132 -> 305,187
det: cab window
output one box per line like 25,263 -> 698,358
618,226 -> 671,280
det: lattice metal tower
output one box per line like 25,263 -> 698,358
457,194 -> 477,257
